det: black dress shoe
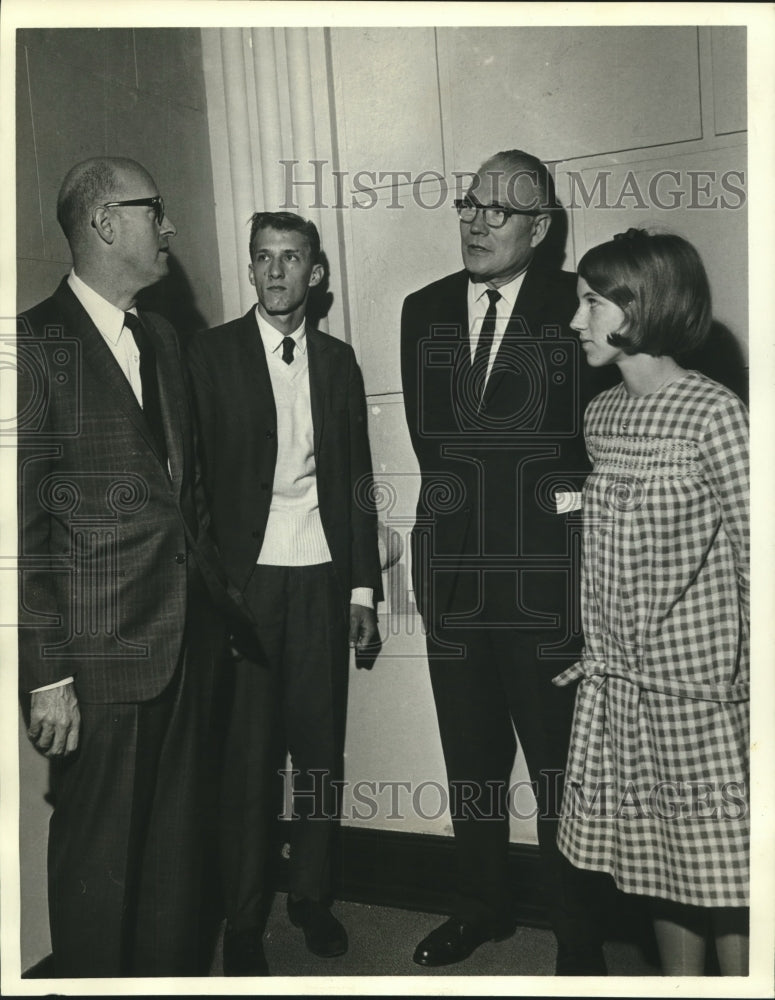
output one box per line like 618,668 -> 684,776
413,916 -> 516,967
555,942 -> 608,976
286,897 -> 348,957
222,926 -> 270,976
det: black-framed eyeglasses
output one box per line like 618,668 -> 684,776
454,197 -> 540,229
101,195 -> 165,225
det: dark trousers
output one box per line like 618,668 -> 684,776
47,590 -> 221,977
427,623 -> 598,949
220,563 -> 349,932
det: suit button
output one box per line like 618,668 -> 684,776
252,530 -> 261,539
266,429 -> 275,439
175,552 -> 186,564
261,482 -> 269,490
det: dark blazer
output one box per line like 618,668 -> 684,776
401,265 -> 614,632
17,277 -> 234,702
185,310 -> 383,613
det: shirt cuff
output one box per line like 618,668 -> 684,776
350,588 -> 374,609
31,677 -> 74,693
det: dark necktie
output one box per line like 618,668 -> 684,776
123,311 -> 168,468
472,289 -> 501,396
281,336 -> 295,365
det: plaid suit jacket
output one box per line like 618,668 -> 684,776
17,277 -> 231,702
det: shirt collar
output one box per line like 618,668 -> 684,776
67,270 -> 129,345
254,306 -> 307,356
468,268 -> 528,314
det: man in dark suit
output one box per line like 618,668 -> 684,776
186,211 -> 383,976
401,149 -> 611,974
17,156 -> 241,977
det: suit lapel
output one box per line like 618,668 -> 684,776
306,325 -> 328,462
143,313 -> 184,487
241,309 -> 278,429
446,270 -> 471,354
54,281 -> 165,461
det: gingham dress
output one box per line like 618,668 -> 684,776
554,370 -> 749,907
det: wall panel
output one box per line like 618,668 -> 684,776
15,42 -> 43,263
17,28 -> 222,328
134,27 -> 208,112
331,28 -> 445,187
344,182 -> 462,395
24,42 -> 107,263
439,27 -> 703,169
19,28 -> 136,89
711,27 -> 747,135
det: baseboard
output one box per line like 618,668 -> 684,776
21,953 -> 55,978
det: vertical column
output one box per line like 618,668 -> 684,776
251,27 -> 285,210
218,29 -> 259,311
284,28 -> 323,236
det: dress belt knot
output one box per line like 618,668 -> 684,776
552,655 -> 748,704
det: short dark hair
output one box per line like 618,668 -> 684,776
248,211 -> 321,262
578,229 -> 712,357
56,159 -> 119,243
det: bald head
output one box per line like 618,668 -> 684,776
56,157 -> 154,249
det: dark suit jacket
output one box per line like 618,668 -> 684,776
17,277 -> 235,702
401,265 -> 615,632
185,310 -> 383,614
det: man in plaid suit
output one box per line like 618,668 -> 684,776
18,157 -> 243,976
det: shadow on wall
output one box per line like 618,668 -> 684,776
535,203 -> 570,274
538,205 -> 748,405
137,256 -> 208,337
685,321 -> 748,404
308,250 -> 334,330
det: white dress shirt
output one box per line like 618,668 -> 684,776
467,270 -> 528,388
69,270 -> 144,406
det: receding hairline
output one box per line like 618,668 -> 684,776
472,151 -> 553,211
58,157 -> 156,204
477,152 -> 542,177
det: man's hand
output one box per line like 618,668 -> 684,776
349,603 -> 381,670
28,683 -> 81,757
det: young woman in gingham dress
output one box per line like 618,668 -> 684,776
554,229 -> 749,975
